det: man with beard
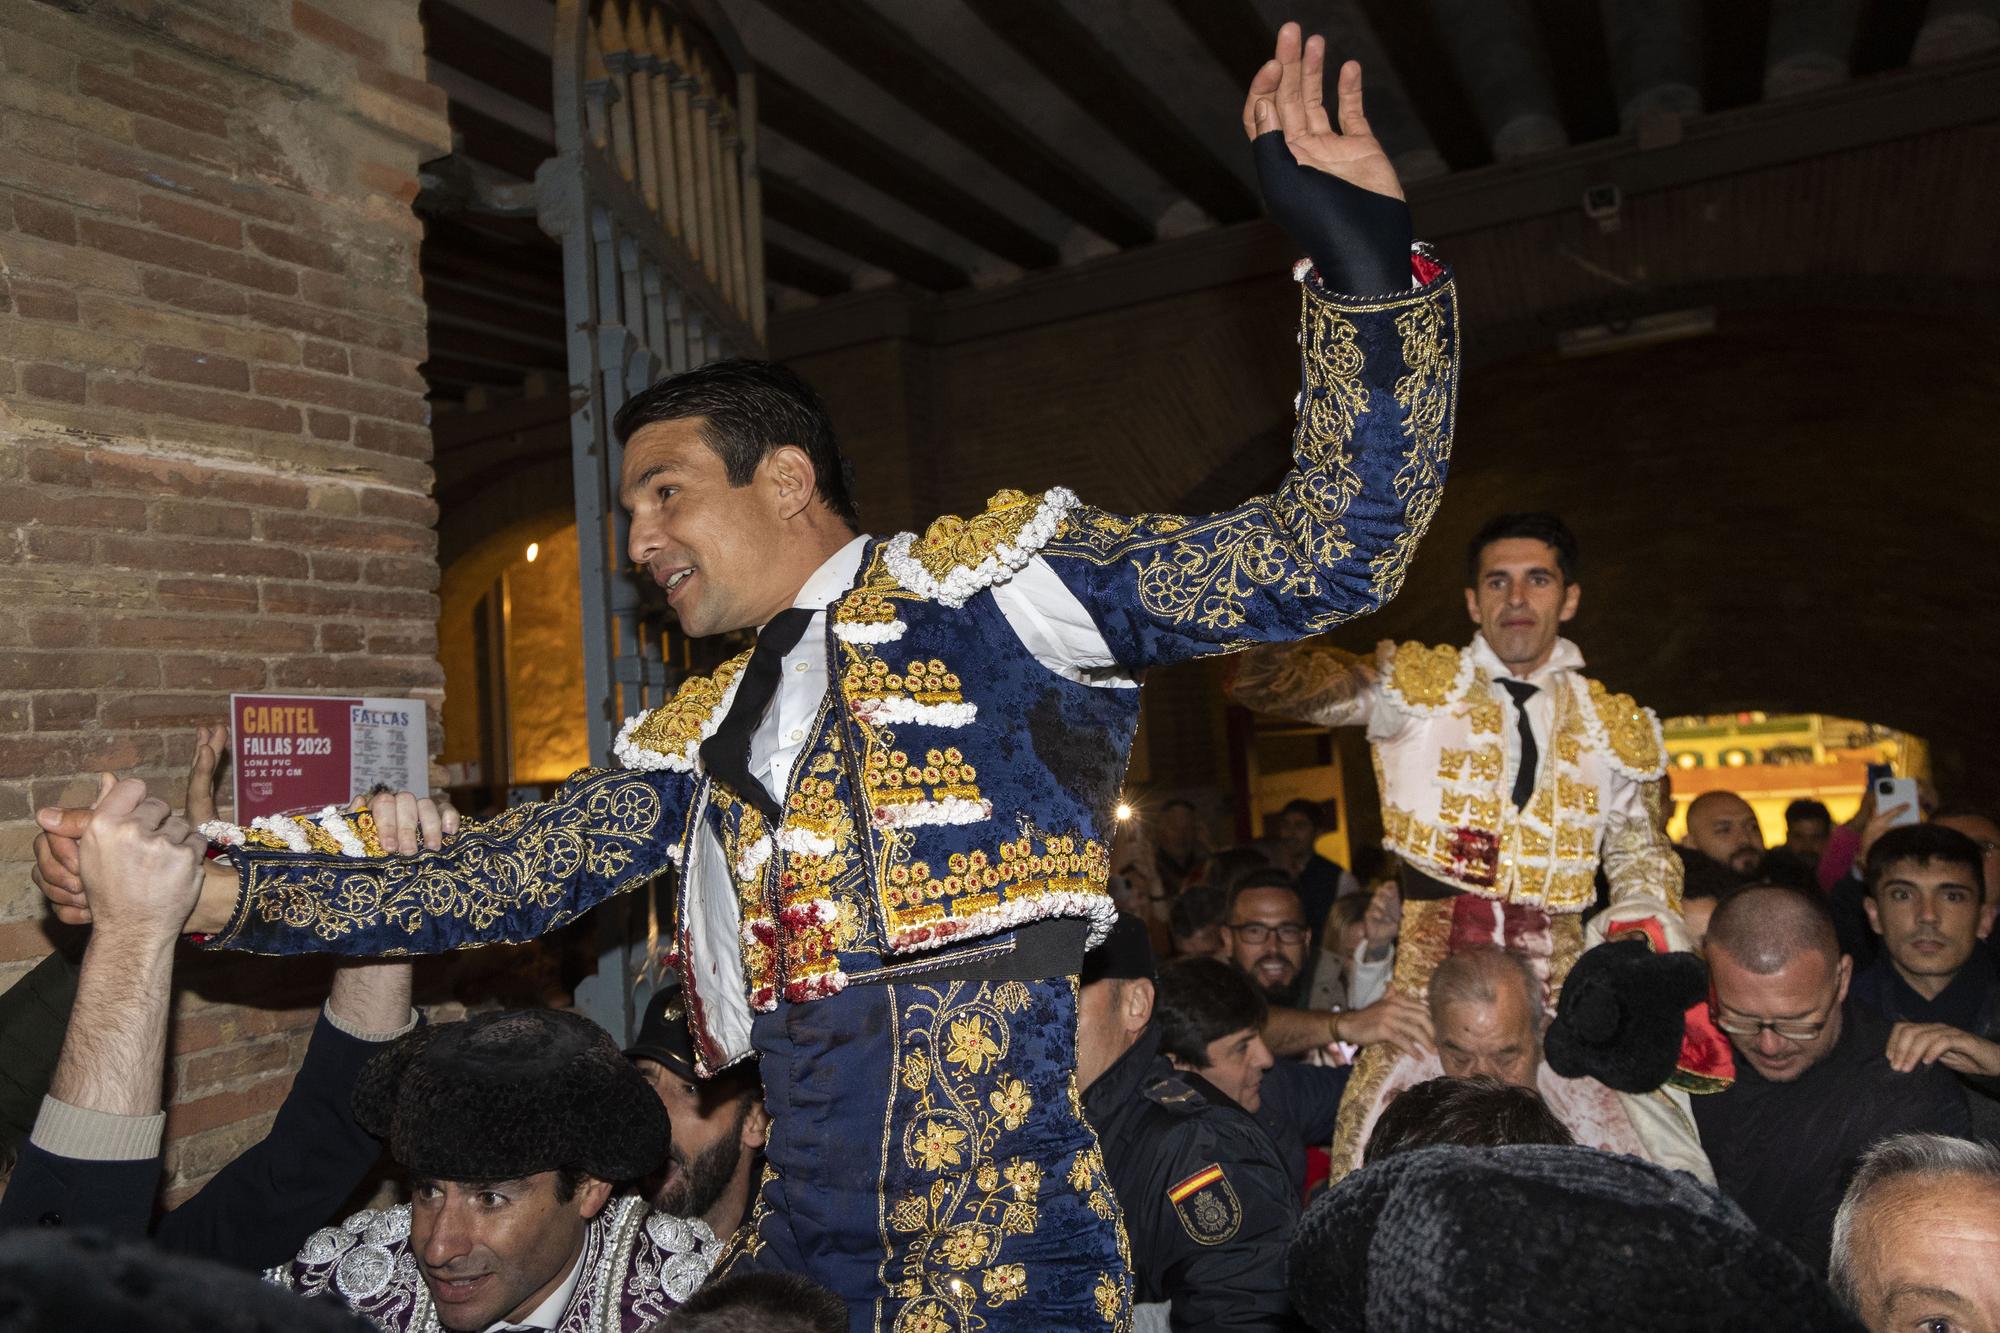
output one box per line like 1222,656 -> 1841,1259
1683,791 -> 1766,881
1229,511 -> 1694,1179
1221,872 -> 1430,1062
626,981 -> 769,1241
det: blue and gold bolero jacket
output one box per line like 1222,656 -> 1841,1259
199,255 -> 1459,1054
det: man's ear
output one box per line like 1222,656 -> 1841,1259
1863,896 -> 1883,937
1463,586 -> 1480,625
1559,581 -> 1581,623
1124,978 -> 1155,1033
760,444 -> 818,520
741,1099 -> 771,1151
1979,899 -> 1997,941
576,1175 -> 615,1220
1834,953 -> 1853,1006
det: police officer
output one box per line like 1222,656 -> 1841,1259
1078,915 -> 1302,1332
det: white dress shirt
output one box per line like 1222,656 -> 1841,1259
685,536 -> 1132,1066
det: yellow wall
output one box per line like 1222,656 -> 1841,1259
505,527 -> 590,784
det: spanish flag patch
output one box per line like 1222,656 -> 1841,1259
1168,1165 -> 1223,1203
1167,1163 -> 1241,1245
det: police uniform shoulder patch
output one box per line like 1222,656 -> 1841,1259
1167,1163 -> 1242,1246
1141,1075 -> 1208,1116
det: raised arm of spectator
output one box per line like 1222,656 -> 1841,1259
0,776 -> 207,1238
152,960 -> 416,1270
1262,990 -> 1431,1060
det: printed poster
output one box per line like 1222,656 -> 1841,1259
230,693 -> 428,821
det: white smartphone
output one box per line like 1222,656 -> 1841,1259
1874,776 -> 1920,827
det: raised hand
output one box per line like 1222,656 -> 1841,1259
1886,1021 -> 2000,1079
367,787 -> 460,854
185,723 -> 228,828
33,802 -> 93,926
76,774 -> 208,939
1241,22 -> 1402,202
1342,990 -> 1433,1057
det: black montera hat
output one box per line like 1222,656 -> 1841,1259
1081,912 -> 1157,986
1286,1144 -> 1860,1331
623,980 -> 697,1084
353,1008 -> 669,1183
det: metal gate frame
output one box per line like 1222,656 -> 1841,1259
537,0 -> 765,1040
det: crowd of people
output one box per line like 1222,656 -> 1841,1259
2,21 -> 1996,1333
6,502 -> 1996,1331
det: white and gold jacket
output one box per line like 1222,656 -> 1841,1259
1234,633 -> 1682,934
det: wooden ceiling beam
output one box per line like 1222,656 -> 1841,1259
1701,0 -> 1772,113
1357,0 -> 1494,170
1528,0 -> 1623,143
1166,0 -> 1275,90
420,0 -> 554,112
764,242 -> 851,299
959,0 -> 1259,223
766,0 -> 1154,247
761,175 -> 969,291
445,102 -> 555,182
759,70 -> 1058,270
1851,0 -> 1932,75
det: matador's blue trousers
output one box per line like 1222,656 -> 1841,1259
714,973 -> 1134,1333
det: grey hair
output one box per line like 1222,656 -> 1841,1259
1427,946 -> 1545,1030
1829,1133 -> 2000,1310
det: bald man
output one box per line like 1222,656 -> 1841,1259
1683,791 -> 1765,879
1692,884 -> 1970,1270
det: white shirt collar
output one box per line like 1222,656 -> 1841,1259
788,533 -> 871,615
485,1246 -> 585,1333
1468,632 -> 1585,685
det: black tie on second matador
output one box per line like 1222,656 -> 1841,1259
699,606 -> 815,824
1498,679 -> 1540,810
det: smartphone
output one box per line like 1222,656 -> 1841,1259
1864,762 -> 1893,788
1874,776 -> 1920,828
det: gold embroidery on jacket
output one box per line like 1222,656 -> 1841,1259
909,489 -> 1047,583
232,769 -> 665,948
1387,641 -> 1465,709
1370,286 -> 1457,602
1588,678 -> 1666,776
623,650 -> 752,764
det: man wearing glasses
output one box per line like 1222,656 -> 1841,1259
1692,883 -> 1970,1271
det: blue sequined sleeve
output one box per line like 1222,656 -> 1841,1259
198,767 -> 688,957
1038,261 -> 1457,669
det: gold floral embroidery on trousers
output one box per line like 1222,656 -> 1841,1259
883,982 -> 1129,1331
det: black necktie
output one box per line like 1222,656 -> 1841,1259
699,607 -> 815,823
1498,679 -> 1539,810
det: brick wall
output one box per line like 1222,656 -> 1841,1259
0,0 -> 449,1198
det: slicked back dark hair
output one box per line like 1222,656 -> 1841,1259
1866,823 -> 1987,901
1363,1075 -> 1574,1164
1466,512 -> 1579,585
1153,956 -> 1268,1066
611,358 -> 860,528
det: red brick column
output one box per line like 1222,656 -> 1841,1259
0,0 -> 450,1198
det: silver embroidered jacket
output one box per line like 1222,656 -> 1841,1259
270,1197 -> 719,1332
